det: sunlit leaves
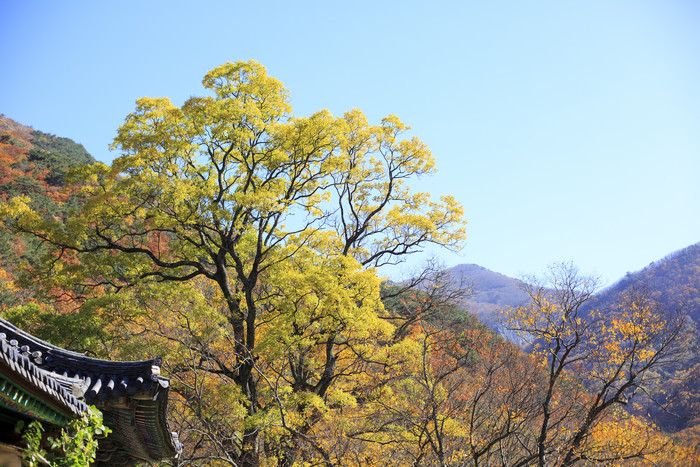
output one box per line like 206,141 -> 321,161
0,60 -> 469,464
505,263 -> 690,466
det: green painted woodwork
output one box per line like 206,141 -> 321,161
0,373 -> 70,427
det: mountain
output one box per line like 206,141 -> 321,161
584,242 -> 700,432
0,114 -> 95,207
0,114 -> 96,310
448,243 -> 700,334
445,264 -> 528,341
447,244 -> 700,432
587,242 -> 700,328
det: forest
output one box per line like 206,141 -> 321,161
1,61 -> 699,466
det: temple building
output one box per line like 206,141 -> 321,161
0,318 -> 181,465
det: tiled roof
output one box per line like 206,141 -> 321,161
0,319 -> 164,402
0,335 -> 88,425
0,318 -> 182,464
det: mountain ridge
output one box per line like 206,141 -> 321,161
447,242 -> 700,343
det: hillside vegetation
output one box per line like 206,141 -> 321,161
585,244 -> 700,434
591,243 -> 700,329
0,115 -> 95,312
446,263 -> 528,342
1,62 -> 698,466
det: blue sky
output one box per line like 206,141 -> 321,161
2,1 -> 699,285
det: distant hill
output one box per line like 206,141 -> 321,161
0,114 -> 96,310
584,242 -> 700,432
587,242 -> 700,328
448,244 -> 700,335
446,264 -> 528,341
448,244 -> 700,432
0,114 -> 95,203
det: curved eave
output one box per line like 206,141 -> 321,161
0,318 -> 182,461
98,377 -> 182,462
0,339 -> 88,425
0,318 -> 160,375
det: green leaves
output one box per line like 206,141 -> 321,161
20,406 -> 111,467
1,60 -> 469,464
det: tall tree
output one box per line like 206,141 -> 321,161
1,60 -> 466,465
506,262 -> 689,466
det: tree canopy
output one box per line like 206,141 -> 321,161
2,63 -> 695,466
1,60 -> 466,465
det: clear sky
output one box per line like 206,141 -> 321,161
2,1 -> 699,285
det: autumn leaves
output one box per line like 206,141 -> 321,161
0,62 -> 693,466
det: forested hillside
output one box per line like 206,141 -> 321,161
447,246 -> 700,444
590,243 -> 700,329
585,244 -> 700,434
446,263 -> 528,342
1,62 -> 698,466
0,115 -> 95,313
